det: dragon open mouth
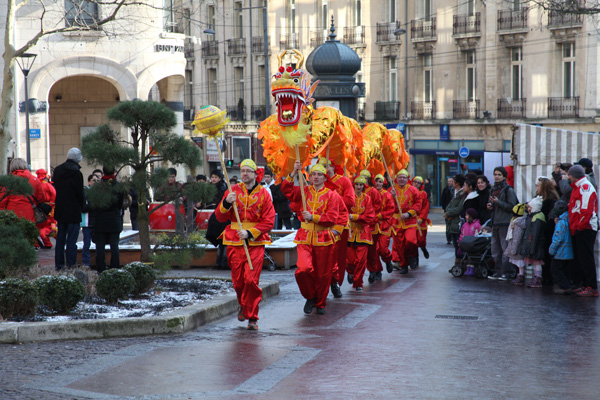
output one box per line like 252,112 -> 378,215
273,88 -> 305,126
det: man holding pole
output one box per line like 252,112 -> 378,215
215,159 -> 275,330
359,170 -> 384,282
319,158 -> 354,298
369,174 -> 395,279
282,161 -> 342,315
390,169 -> 422,275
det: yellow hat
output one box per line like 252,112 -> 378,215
310,163 -> 327,175
413,176 -> 423,183
240,159 -> 257,171
374,174 -> 386,182
396,169 -> 409,177
354,176 -> 368,185
318,157 -> 332,166
360,170 -> 372,178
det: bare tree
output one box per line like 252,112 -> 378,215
529,0 -> 600,14
0,0 -> 157,173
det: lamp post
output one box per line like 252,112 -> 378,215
393,28 -> 408,120
16,53 -> 37,168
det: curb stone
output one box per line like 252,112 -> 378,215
0,279 -> 279,344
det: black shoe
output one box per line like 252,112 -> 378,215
398,267 -> 409,275
386,261 -> 393,273
330,283 -> 343,298
422,247 -> 429,259
409,257 -> 418,270
316,308 -> 325,315
375,271 -> 382,281
303,298 -> 315,314
347,274 -> 354,284
368,272 -> 376,283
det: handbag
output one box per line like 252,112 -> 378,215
27,195 -> 48,224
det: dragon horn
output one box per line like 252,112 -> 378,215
292,49 -> 304,69
277,50 -> 287,68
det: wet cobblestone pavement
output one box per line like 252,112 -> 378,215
2,217 -> 600,399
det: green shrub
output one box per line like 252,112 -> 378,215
123,262 -> 157,296
34,275 -> 86,313
0,216 -> 38,279
95,269 -> 135,303
0,278 -> 38,319
152,232 -> 207,271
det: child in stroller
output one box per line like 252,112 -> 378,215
450,211 -> 494,278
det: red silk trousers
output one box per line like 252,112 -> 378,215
392,227 -> 418,268
227,245 -> 264,320
296,244 -> 335,309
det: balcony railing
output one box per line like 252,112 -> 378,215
548,97 -> 579,118
411,17 -> 437,40
227,38 -> 246,56
453,13 -> 481,35
184,41 -> 195,58
310,30 -> 325,48
411,101 -> 436,120
251,105 -> 268,121
280,33 -> 299,50
343,26 -> 365,45
497,98 -> 526,119
376,21 -> 402,43
227,105 -> 246,121
201,40 -> 219,57
251,36 -> 269,54
548,10 -> 583,28
453,100 -> 480,119
497,8 -> 528,31
375,101 -> 401,121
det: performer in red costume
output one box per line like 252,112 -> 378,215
412,176 -> 431,266
390,169 -> 422,274
359,170 -> 385,282
282,161 -> 342,314
370,174 -> 395,278
215,159 -> 275,330
346,176 -> 376,291
36,169 -> 57,249
318,158 -> 354,299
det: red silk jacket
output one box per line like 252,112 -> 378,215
391,183 -> 422,230
349,192 -> 376,244
375,188 -> 395,235
416,187 -> 431,230
215,183 -> 275,246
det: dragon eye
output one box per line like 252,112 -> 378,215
293,78 -> 299,84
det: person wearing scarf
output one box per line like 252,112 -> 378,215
487,166 -> 519,280
215,159 -> 275,330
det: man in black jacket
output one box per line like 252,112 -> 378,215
441,177 -> 455,244
91,165 -> 125,272
53,148 -> 85,270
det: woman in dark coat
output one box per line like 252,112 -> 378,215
475,175 -> 492,225
536,176 -> 559,285
461,179 -> 479,218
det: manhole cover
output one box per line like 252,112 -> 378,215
458,290 -> 488,294
435,315 -> 479,320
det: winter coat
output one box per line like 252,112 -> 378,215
206,180 -> 228,209
568,176 -> 598,234
445,188 -> 465,234
549,211 -> 574,260
441,185 -> 454,211
0,169 -> 46,223
459,219 -> 482,243
504,216 -> 527,259
476,185 -> 492,224
270,183 -> 292,219
462,191 -> 479,218
518,211 -> 546,260
90,177 -> 124,233
52,159 -> 85,224
490,180 -> 518,227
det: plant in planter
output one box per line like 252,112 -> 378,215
152,231 -> 210,271
95,269 -> 136,304
0,278 -> 38,319
81,100 -> 216,263
123,262 -> 157,296
34,275 -> 86,314
0,210 -> 39,279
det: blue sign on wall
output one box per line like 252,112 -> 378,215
29,129 -> 41,139
440,125 -> 449,141
459,146 -> 470,158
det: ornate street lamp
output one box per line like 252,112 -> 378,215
16,53 -> 37,168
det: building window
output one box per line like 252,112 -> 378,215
207,5 -> 216,31
207,68 -> 217,106
389,0 -> 396,23
424,54 -> 432,103
258,0 -> 267,31
355,0 -> 362,26
467,0 -> 475,16
235,1 -> 243,38
288,0 -> 296,33
512,0 -> 521,11
234,67 -> 245,106
563,43 -> 575,98
423,0 -> 432,20
321,0 -> 329,29
466,50 -> 476,102
65,0 -> 99,27
511,47 -> 523,100
232,137 -> 251,164
163,0 -> 177,32
185,69 -> 193,111
183,8 -> 190,36
386,57 -> 398,101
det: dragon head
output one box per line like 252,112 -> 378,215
272,50 -> 318,127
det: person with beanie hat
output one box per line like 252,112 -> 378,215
576,158 -> 597,189
52,147 -> 85,269
568,164 -> 599,297
549,200 -> 574,294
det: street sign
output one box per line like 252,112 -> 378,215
29,129 -> 40,139
459,146 -> 470,158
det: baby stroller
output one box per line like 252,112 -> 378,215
450,220 -> 495,278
